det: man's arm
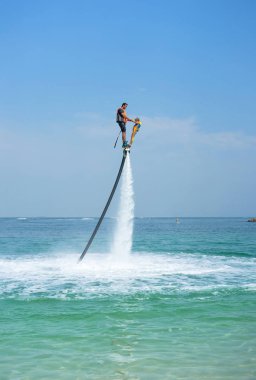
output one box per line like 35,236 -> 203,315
123,111 -> 135,122
126,116 -> 135,122
118,108 -> 135,123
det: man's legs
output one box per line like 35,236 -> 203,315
118,122 -> 127,146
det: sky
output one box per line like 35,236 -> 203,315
0,0 -> 255,217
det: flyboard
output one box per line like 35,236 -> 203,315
78,147 -> 130,262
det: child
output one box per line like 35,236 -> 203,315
129,118 -> 141,147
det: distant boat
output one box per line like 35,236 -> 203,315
248,218 -> 256,222
176,217 -> 180,224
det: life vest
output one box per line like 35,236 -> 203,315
134,121 -> 141,129
116,108 -> 126,123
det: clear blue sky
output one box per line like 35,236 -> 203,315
0,0 -> 255,216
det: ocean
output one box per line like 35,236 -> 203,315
0,216 -> 255,379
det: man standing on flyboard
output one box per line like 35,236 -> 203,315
116,103 -> 135,148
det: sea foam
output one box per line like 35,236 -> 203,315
0,251 -> 255,299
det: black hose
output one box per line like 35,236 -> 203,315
78,151 -> 128,262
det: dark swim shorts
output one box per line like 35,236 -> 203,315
117,121 -> 126,132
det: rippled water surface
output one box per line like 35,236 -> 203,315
0,217 -> 255,379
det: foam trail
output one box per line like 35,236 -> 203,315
111,154 -> 134,257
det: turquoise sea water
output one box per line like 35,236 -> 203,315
0,217 -> 255,379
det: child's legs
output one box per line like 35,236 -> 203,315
130,127 -> 138,145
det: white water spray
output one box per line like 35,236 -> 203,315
111,154 -> 134,257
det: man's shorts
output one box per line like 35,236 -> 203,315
117,121 -> 126,132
